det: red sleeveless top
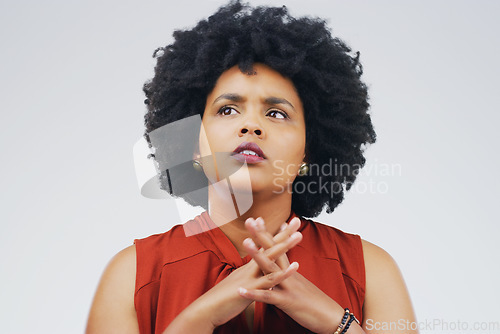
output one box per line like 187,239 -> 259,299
134,212 -> 365,334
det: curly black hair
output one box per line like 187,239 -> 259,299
143,0 -> 376,218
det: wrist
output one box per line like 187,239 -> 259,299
330,308 -> 361,334
164,301 -> 216,334
317,302 -> 346,334
185,299 -> 218,330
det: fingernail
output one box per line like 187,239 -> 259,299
244,238 -> 257,250
290,262 -> 299,270
290,232 -> 301,240
249,219 -> 258,229
238,287 -> 248,295
280,223 -> 287,232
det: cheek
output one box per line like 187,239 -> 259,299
199,120 -> 231,154
272,132 -> 306,179
281,128 -> 306,160
198,121 -> 236,183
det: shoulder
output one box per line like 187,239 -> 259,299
134,225 -> 191,251
301,217 -> 361,244
134,225 -> 207,265
86,245 -> 139,334
110,245 -> 137,280
301,218 -> 364,257
97,245 -> 137,290
361,239 -> 399,271
361,239 -> 404,291
110,244 -> 137,268
94,244 -> 137,295
360,239 -> 417,330
299,218 -> 365,282
134,225 -> 216,290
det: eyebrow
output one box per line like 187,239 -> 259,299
213,93 -> 245,105
212,94 -> 296,111
264,97 -> 295,111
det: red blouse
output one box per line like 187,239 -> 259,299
134,211 -> 365,333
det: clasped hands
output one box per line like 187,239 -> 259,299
237,216 -> 301,296
235,217 -> 341,334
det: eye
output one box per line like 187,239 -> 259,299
266,110 -> 288,119
217,106 -> 239,116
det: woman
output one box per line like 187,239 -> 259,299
86,1 -> 418,333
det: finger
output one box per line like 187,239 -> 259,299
255,261 -> 299,289
252,217 -> 274,247
263,231 -> 302,262
237,262 -> 299,303
242,238 -> 281,273
239,262 -> 299,294
245,217 -> 301,249
238,287 -> 276,304
272,217 -> 301,244
269,218 -> 301,269
246,216 -> 300,250
243,232 -> 302,273
245,218 -> 280,268
244,217 -> 273,249
245,217 -> 301,270
243,232 -> 301,264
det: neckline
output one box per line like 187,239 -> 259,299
198,211 -> 306,268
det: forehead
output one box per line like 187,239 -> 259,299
207,64 -> 302,107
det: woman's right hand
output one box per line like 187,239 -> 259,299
163,220 -> 302,333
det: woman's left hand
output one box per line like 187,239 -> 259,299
238,217 -> 345,334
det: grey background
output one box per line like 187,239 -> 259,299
1,0 -> 498,333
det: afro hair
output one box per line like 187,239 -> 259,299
143,0 -> 376,218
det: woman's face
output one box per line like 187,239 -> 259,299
199,63 -> 306,196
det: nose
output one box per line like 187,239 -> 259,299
240,127 -> 262,136
239,117 -> 264,138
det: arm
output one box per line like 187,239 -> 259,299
162,300 -> 215,334
85,245 -> 139,334
239,219 -> 418,334
162,224 -> 302,334
361,239 -> 418,334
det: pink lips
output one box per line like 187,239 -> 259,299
231,141 -> 266,164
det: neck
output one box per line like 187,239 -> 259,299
207,184 -> 294,257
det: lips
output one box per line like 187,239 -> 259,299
231,141 -> 266,164
232,141 -> 266,158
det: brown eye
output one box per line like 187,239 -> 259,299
217,106 -> 238,116
267,110 -> 288,119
